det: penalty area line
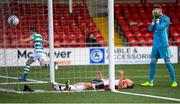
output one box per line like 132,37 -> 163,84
114,90 -> 180,102
0,75 -> 48,85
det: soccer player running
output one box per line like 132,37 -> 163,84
141,4 -> 177,87
18,27 -> 58,81
53,70 -> 134,91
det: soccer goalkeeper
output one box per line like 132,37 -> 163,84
141,4 -> 177,87
18,27 -> 58,81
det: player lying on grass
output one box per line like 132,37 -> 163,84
53,70 -> 134,91
141,4 -> 177,87
18,27 -> 58,81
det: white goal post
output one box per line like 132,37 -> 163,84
0,0 -> 115,93
48,0 -> 55,83
108,0 -> 115,91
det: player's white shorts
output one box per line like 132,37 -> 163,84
70,84 -> 85,91
31,52 -> 48,62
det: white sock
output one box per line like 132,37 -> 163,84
92,84 -> 96,90
61,86 -> 65,90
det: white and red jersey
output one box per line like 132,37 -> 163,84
101,79 -> 120,90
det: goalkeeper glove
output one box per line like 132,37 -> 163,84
153,12 -> 161,20
151,18 -> 155,25
153,12 -> 161,24
152,17 -> 160,24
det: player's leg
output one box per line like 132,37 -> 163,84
140,58 -> 157,87
40,58 -> 48,67
61,80 -> 92,91
53,84 -> 62,91
54,61 -> 58,70
149,57 -> 158,83
44,61 -> 58,70
70,82 -> 93,91
64,80 -> 71,90
18,57 -> 34,81
141,47 -> 158,87
164,58 -> 177,87
38,53 -> 48,67
39,53 -> 58,70
160,47 -> 177,87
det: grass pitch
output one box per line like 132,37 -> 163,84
0,64 -> 180,103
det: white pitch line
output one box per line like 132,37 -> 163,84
0,75 -> 48,84
114,90 -> 180,102
0,88 -> 20,93
56,75 -> 180,80
0,81 -> 49,85
126,75 -> 169,78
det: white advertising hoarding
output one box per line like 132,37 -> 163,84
0,46 -> 178,67
0,48 -> 89,66
104,47 -> 178,64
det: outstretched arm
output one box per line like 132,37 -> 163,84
118,70 -> 127,89
21,36 -> 32,42
119,70 -> 124,80
96,71 -> 103,80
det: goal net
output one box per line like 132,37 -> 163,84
0,0 -> 114,93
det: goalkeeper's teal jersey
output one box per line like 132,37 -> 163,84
31,33 -> 44,53
148,15 -> 170,48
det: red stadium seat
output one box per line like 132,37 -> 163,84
128,37 -> 138,46
146,37 -> 153,46
93,32 -> 102,38
76,33 -> 86,40
172,32 -> 180,39
59,33 -> 68,40
78,39 -> 86,47
135,32 -> 143,38
79,21 -> 87,27
69,21 -> 77,27
138,37 -> 146,46
174,36 -> 180,45
97,37 -> 105,47
125,32 -> 134,39
69,39 -> 78,47
144,33 -> 152,38
114,3 -> 180,46
68,33 -> 76,40
62,27 -> 70,33
0,2 -> 105,48
61,39 -> 69,47
71,27 -> 80,33
118,19 -> 126,25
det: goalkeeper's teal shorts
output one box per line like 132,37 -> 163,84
151,46 -> 172,59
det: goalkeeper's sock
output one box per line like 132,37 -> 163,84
165,62 -> 176,82
149,62 -> 156,83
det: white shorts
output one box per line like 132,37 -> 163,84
70,85 -> 85,91
31,52 -> 48,62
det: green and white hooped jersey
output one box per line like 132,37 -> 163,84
31,33 -> 44,53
